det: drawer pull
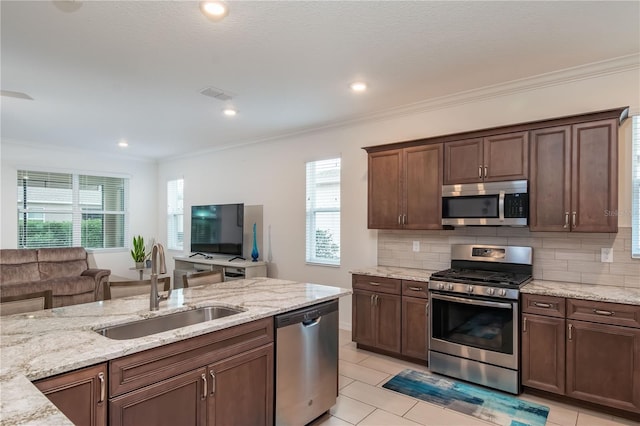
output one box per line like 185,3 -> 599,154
593,309 -> 614,316
368,282 -> 382,286
533,302 -> 552,309
201,373 -> 207,399
98,372 -> 105,403
408,286 -> 423,291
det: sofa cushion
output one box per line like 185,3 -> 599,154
39,260 -> 88,280
37,247 -> 88,262
0,249 -> 40,285
1,277 -> 95,298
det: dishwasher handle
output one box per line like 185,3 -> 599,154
275,299 -> 338,328
302,317 -> 321,327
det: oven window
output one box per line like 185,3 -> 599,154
442,195 -> 499,218
431,296 -> 513,355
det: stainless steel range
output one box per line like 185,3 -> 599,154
428,244 -> 532,394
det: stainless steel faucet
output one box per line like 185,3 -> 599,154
150,243 -> 170,311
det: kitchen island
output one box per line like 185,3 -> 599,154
0,277 -> 351,425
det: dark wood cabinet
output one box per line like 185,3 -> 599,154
110,368 -> 207,426
521,313 -> 565,395
367,144 -> 442,230
521,294 -> 640,415
566,319 -> 640,413
352,275 -> 401,354
207,344 -> 274,426
529,119 -> 618,232
109,318 -> 274,426
401,280 -> 429,360
444,132 -> 528,184
35,363 -> 107,426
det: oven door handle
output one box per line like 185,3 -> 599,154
430,292 -> 513,309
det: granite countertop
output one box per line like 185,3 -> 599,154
350,267 -> 640,306
350,266 -> 436,283
0,278 -> 351,425
521,280 -> 640,305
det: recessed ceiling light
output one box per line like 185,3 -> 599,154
223,108 -> 237,117
350,82 -> 368,92
118,140 -> 128,148
200,1 -> 229,21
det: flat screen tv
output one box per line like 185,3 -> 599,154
190,203 -> 244,257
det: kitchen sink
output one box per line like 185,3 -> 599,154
95,305 -> 245,340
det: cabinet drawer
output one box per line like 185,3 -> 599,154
352,274 -> 401,295
109,317 -> 273,397
401,280 -> 428,298
566,299 -> 640,328
522,294 -> 565,317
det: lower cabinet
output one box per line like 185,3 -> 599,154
109,317 -> 274,426
401,281 -> 429,360
352,274 -> 429,361
522,294 -> 640,414
352,275 -> 401,354
34,363 -> 107,426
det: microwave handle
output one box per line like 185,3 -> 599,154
498,191 -> 505,222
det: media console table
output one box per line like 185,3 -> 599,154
173,255 -> 268,287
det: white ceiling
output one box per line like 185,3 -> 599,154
1,1 -> 639,160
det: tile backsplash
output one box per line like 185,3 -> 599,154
378,227 -> 640,289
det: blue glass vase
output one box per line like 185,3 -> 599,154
251,223 -> 259,261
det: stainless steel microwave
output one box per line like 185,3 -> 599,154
441,180 -> 528,226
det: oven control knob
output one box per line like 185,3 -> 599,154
499,289 -> 507,297
467,285 -> 474,293
448,283 -> 455,291
438,282 -> 444,290
487,288 -> 495,295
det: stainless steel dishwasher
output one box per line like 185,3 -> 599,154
275,299 -> 338,425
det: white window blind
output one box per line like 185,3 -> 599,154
306,158 -> 341,265
167,178 -> 184,250
17,170 -> 128,249
632,115 -> 640,258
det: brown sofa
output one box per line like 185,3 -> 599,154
0,247 -> 111,308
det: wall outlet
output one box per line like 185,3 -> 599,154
412,241 -> 420,252
601,248 -> 613,263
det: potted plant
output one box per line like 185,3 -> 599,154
131,235 -> 148,269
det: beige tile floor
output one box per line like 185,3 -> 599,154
311,329 -> 639,426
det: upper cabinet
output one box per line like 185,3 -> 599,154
529,119 -> 618,232
443,131 -> 528,184
367,144 -> 442,230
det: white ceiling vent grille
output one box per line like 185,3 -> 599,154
199,86 -> 234,101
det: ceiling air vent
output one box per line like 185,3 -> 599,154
199,86 -> 234,101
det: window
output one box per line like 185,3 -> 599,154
17,170 -> 128,249
306,158 -> 341,265
167,178 -> 184,250
632,115 -> 640,258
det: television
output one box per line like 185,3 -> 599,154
190,203 -> 244,257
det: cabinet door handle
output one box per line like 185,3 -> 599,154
572,212 -> 576,228
533,302 -> 552,308
484,166 -> 488,178
568,323 -> 573,340
375,294 -> 379,307
403,214 -> 407,225
523,317 -> 527,332
210,371 -> 216,395
564,212 -> 569,229
98,372 -> 105,403
398,215 -> 402,225
201,373 -> 207,399
425,302 -> 429,315
408,286 -> 423,291
478,166 -> 482,178
593,309 -> 614,316
370,294 -> 375,307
